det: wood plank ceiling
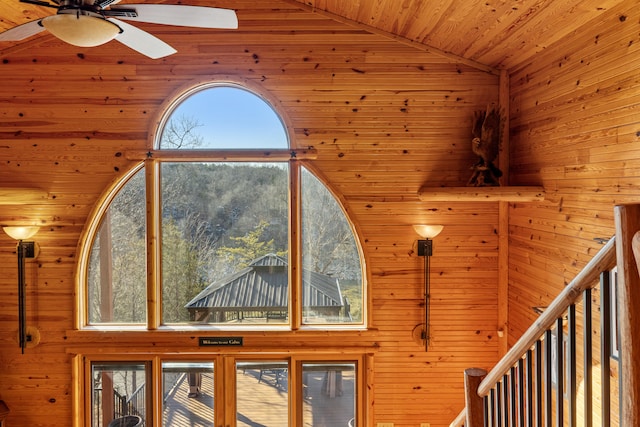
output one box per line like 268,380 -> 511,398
290,0 -> 629,71
0,0 -> 626,71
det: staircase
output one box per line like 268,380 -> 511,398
450,204 -> 640,426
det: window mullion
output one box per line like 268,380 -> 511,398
291,357 -> 303,427
151,356 -> 163,426
222,356 -> 237,426
146,160 -> 161,330
289,161 -> 302,330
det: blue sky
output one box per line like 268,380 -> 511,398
166,86 -> 288,149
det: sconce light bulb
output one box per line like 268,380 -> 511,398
413,224 -> 443,239
3,226 -> 40,241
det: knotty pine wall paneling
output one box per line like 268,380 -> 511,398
508,0 -> 640,343
0,2 -> 503,426
508,3 -> 637,423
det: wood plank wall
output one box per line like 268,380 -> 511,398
508,3 -> 638,424
0,2 -> 502,426
5,0 -> 637,425
508,0 -> 640,343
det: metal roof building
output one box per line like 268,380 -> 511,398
185,254 -> 349,323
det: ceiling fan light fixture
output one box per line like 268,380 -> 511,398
42,13 -> 121,47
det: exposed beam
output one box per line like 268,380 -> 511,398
497,69 -> 510,356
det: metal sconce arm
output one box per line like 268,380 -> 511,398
4,226 -> 39,354
414,224 -> 442,352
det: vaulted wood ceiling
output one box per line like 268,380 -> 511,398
0,0 -> 626,71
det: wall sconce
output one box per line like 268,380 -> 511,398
414,224 -> 443,351
3,226 -> 39,353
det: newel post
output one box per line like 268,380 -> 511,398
464,368 -> 487,427
614,204 -> 640,424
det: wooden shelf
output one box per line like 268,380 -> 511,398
417,186 -> 545,202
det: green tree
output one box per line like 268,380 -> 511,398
89,111 -> 363,326
162,218 -> 209,322
215,220 -> 286,273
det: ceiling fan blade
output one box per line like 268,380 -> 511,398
94,0 -> 122,9
0,20 -> 45,41
19,0 -> 58,8
109,18 -> 176,59
109,4 -> 238,29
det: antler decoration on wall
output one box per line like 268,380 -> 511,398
467,103 -> 504,187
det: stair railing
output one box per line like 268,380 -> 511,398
450,203 -> 640,426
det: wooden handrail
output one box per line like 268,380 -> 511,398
450,203 -> 640,427
477,236 -> 616,396
450,410 -> 465,427
450,235 -> 617,426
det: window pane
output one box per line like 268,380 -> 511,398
158,86 -> 288,149
88,171 -> 146,324
162,362 -> 214,426
301,167 -> 363,324
302,363 -> 356,427
161,162 -> 290,324
91,362 -> 147,427
236,361 -> 289,426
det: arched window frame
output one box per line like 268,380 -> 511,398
74,80 -> 368,332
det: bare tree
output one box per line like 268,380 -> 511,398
160,114 -> 204,149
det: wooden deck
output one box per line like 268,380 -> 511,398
162,368 -> 355,426
162,372 -> 213,426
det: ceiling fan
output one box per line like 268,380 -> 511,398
0,0 -> 238,59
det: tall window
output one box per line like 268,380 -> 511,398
77,83 -> 367,427
81,83 -> 364,329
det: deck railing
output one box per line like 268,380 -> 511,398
94,382 -> 146,426
450,204 -> 640,426
114,383 -> 146,419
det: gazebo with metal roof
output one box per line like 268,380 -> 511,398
185,254 -> 349,323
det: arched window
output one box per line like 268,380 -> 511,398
79,83 -> 365,329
